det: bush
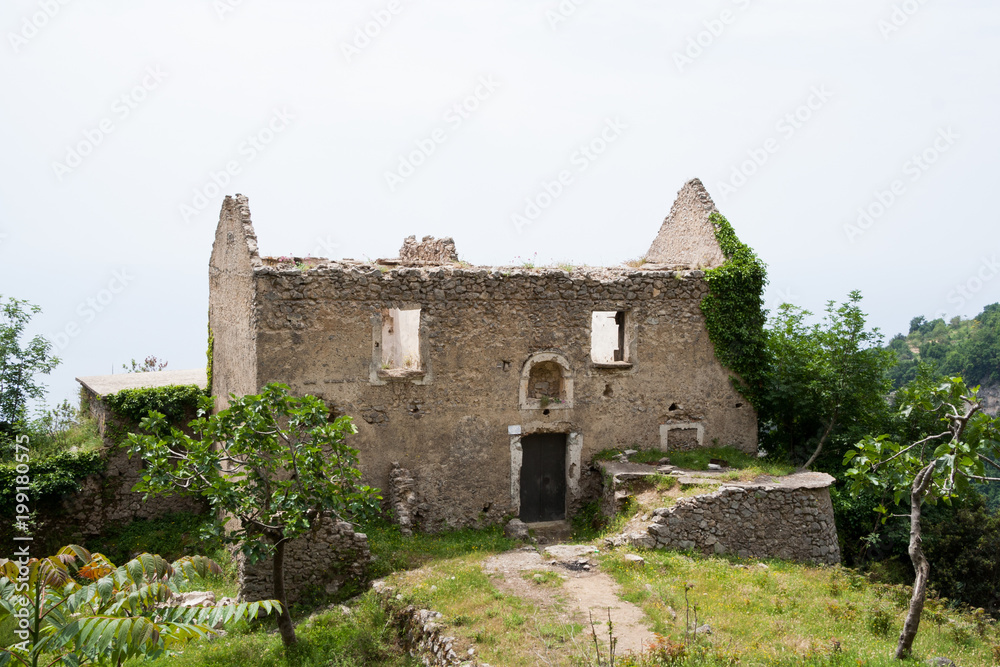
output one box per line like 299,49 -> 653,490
102,384 -> 205,424
865,603 -> 895,637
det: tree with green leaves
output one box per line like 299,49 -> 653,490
844,374 -> 1000,659
126,383 -> 380,647
0,297 -> 60,433
0,545 -> 275,667
760,290 -> 896,470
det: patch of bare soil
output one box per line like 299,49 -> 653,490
484,545 -> 654,655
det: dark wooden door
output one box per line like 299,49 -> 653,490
519,433 -> 566,522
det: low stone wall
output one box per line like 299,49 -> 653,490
647,473 -> 840,565
372,581 -> 482,667
238,516 -> 372,604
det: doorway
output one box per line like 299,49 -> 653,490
519,433 -> 567,522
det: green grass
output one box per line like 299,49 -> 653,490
389,555 -> 585,666
0,416 -> 105,462
363,519 -> 517,579
138,591 -> 416,667
594,445 -> 795,478
599,547 -> 1000,666
522,570 -> 565,587
659,447 -> 793,476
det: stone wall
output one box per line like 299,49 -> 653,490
248,263 -> 756,529
372,580 -> 480,666
399,235 -> 460,265
647,473 -> 840,565
208,193 -> 759,530
209,195 -> 260,411
238,516 -> 372,604
32,392 -> 207,552
645,179 -> 727,270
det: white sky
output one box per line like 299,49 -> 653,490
2,0 -> 999,410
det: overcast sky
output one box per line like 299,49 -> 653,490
2,0 -> 999,410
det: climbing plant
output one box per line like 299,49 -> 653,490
205,321 -> 214,396
699,212 -> 769,409
102,385 -> 204,425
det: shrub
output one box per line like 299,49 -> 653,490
865,603 -> 894,637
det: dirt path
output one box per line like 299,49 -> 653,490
483,545 -> 653,655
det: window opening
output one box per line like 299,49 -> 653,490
381,308 -> 421,370
591,311 -> 626,363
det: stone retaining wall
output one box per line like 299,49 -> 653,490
647,473 -> 840,565
372,581 -> 482,667
238,516 -> 372,604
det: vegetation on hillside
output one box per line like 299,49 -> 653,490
887,303 -> 1000,389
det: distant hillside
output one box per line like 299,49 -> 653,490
886,303 -> 1000,403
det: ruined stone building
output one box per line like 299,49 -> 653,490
208,179 -> 757,530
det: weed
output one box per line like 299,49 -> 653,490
865,603 -> 894,637
523,570 -> 564,587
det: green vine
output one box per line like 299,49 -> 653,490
0,450 -> 105,514
206,320 -> 215,396
102,385 -> 204,424
699,212 -> 769,408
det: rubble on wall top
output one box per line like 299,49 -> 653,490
252,256 -> 708,283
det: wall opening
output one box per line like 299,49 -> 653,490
519,352 -> 574,410
381,308 -> 421,370
528,360 -> 564,406
591,311 -> 626,363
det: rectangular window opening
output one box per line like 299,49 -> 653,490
591,311 -> 626,363
381,307 -> 421,370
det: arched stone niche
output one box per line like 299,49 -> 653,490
519,352 -> 574,410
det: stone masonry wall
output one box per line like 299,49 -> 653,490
31,393 -> 207,552
399,235 -> 460,264
238,516 -> 372,604
209,195 -> 260,411
251,262 -> 757,530
648,476 -> 840,565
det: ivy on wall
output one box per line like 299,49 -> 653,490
0,450 -> 105,515
206,321 -> 215,396
102,385 -> 205,424
699,212 -> 769,409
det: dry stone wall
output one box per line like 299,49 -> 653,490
372,581 -> 482,666
238,516 -> 372,604
647,473 -> 840,565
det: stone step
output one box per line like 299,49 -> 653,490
525,520 -> 572,545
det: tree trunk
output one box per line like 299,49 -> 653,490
272,539 -> 297,647
895,464 -> 933,659
802,409 -> 838,471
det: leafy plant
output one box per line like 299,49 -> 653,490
0,297 -> 60,432
0,545 -> 277,667
699,213 -> 768,409
844,373 -> 1000,659
101,385 -> 203,425
127,383 -> 381,647
760,291 -> 896,470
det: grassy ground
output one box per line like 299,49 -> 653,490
138,591 -> 417,667
598,546 -> 999,666
593,446 -> 794,478
385,551 -> 588,666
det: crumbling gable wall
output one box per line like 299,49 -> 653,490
209,194 -> 260,411
645,179 -> 727,269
